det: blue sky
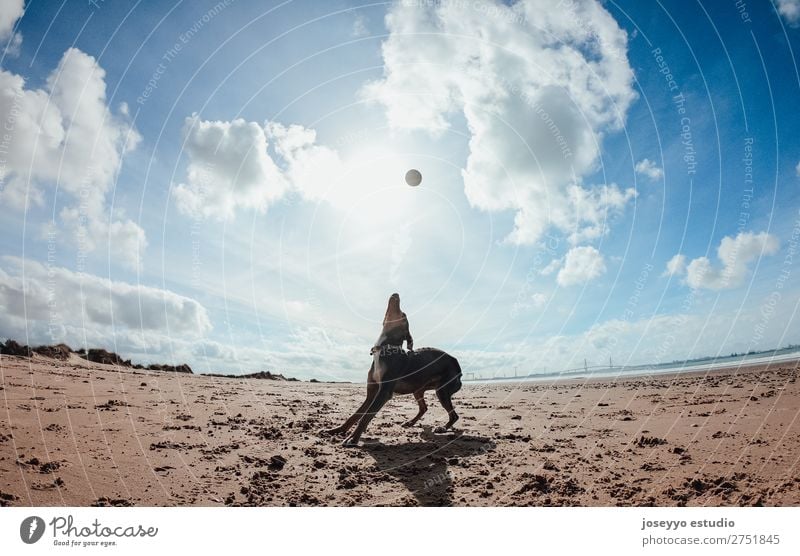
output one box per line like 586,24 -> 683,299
1,0 -> 798,380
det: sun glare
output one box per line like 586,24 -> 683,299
332,146 -> 419,230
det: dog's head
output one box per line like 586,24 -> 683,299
383,293 -> 404,326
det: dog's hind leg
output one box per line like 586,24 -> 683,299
322,381 -> 378,437
342,385 -> 393,447
402,390 -> 427,427
434,389 -> 459,433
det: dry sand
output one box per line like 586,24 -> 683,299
1,353 -> 799,506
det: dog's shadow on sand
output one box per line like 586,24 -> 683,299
362,426 -> 495,506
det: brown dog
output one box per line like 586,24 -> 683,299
324,294 -> 462,447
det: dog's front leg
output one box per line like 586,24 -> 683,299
322,365 -> 378,436
342,384 -> 393,447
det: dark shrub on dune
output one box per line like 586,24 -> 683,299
3,340 -> 75,360
85,348 -> 131,367
243,371 -> 281,380
241,371 -> 294,380
0,339 -> 32,357
33,343 -> 73,360
147,363 -> 193,374
204,370 -> 300,380
86,350 -> 192,373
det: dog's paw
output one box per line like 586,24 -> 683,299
341,437 -> 360,448
433,426 -> 450,434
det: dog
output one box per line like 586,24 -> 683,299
324,294 -> 462,447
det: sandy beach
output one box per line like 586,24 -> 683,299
1,352 -> 799,507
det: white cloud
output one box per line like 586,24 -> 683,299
672,231 -> 780,290
191,339 -> 242,364
565,183 -> 636,244
0,257 -> 211,342
511,290 -> 549,316
557,245 -> 606,286
266,121 -> 343,202
775,0 -> 800,26
663,253 -> 686,277
352,14 -> 369,37
0,47 -> 144,268
173,116 -> 288,218
634,158 -> 664,181
362,0 -> 638,245
0,0 -> 23,38
0,257 -> 215,366
0,0 -> 23,56
795,160 -> 800,176
540,258 -> 562,276
530,292 -> 547,308
173,116 -> 343,218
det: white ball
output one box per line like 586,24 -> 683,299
405,169 -> 422,187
